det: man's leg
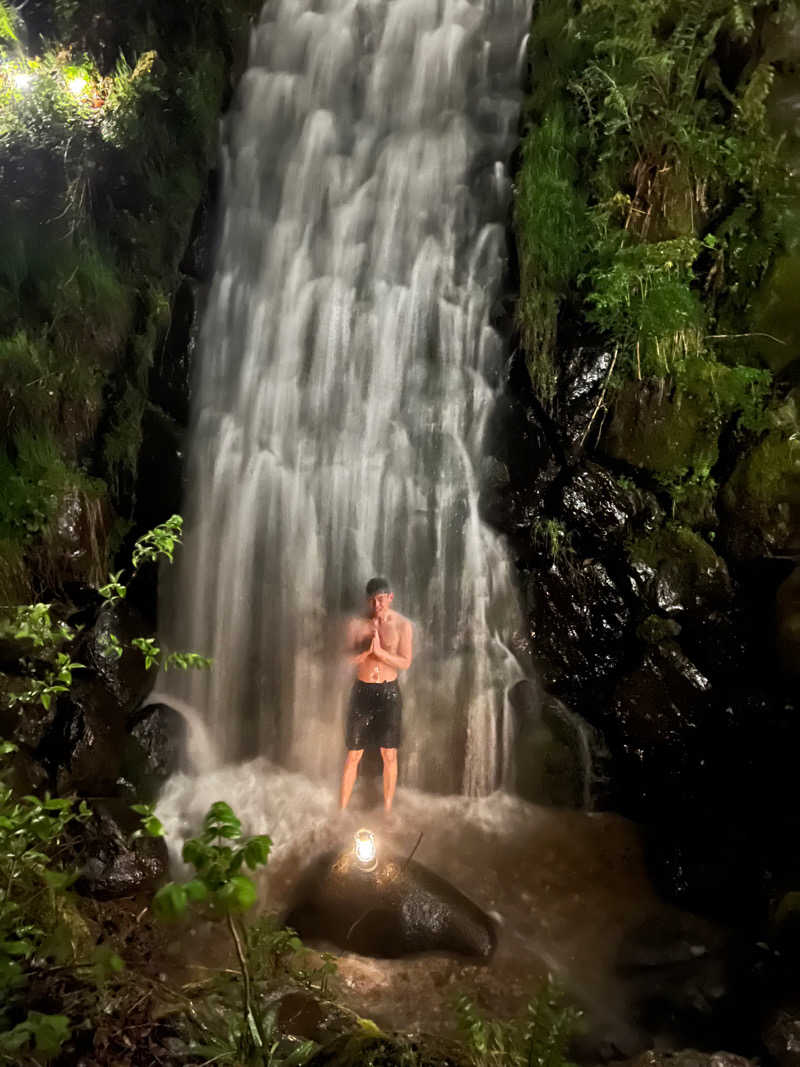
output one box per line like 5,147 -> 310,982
380,747 -> 397,812
340,748 -> 364,810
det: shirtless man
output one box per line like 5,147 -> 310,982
340,576 -> 413,813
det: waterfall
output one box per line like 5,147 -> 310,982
161,0 -> 533,796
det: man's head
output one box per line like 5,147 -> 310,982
365,576 -> 393,617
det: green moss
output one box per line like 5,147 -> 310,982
734,431 -> 800,506
0,432 -> 104,545
515,0 -> 792,417
751,253 -> 800,373
102,383 -> 145,500
627,523 -> 730,612
0,1 -> 18,41
0,538 -> 31,604
629,524 -> 717,570
602,379 -> 721,475
515,104 -> 588,403
721,428 -> 800,557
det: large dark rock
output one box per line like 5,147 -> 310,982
122,702 -> 188,801
36,488 -> 114,589
559,462 -> 662,547
555,347 -> 616,455
720,430 -> 800,561
134,403 -> 185,533
286,845 -> 496,959
77,601 -> 157,717
627,527 -> 732,620
49,679 -> 128,797
72,798 -> 168,899
617,1050 -> 755,1067
524,557 -> 630,701
601,380 -> 721,474
179,172 -> 219,283
763,1000 -> 800,1067
480,393 -> 559,528
608,641 -> 712,816
149,277 -> 199,426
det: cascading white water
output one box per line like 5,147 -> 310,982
161,0 -> 533,795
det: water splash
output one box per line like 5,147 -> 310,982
161,0 -> 533,794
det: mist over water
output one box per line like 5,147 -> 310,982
161,0 -> 533,794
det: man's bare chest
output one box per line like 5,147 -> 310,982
359,617 -> 400,651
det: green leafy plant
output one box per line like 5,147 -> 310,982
130,513 -> 183,568
456,978 -> 581,1067
0,739 -> 93,1055
153,802 -> 275,1061
515,0 -> 789,438
1,516 -> 210,715
531,518 -> 575,568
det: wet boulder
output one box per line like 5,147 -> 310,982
72,798 -> 168,899
523,557 -> 630,702
601,379 -> 721,475
626,526 -> 732,620
78,601 -> 157,718
480,391 -> 560,527
608,641 -> 712,817
555,346 -> 616,454
50,679 -> 128,797
558,462 -> 662,547
149,277 -> 199,426
617,1050 -> 755,1067
285,845 -> 496,959
36,488 -> 114,589
764,1000 -> 800,1067
134,404 -> 185,533
122,702 -> 188,801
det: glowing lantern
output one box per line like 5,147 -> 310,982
354,828 -> 377,871
67,75 -> 87,97
12,72 -> 32,90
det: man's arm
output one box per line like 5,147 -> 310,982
371,619 -> 413,672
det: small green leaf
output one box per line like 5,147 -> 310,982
243,835 -> 272,870
216,874 -> 257,913
27,1012 -> 71,1054
184,879 -> 208,903
153,882 -> 188,920
41,869 -> 73,890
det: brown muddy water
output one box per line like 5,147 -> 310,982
158,759 -> 723,1056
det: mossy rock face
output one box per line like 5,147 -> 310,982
627,525 -> 732,618
753,253 -> 800,373
720,431 -> 800,560
601,380 -> 720,475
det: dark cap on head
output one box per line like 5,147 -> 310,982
365,576 -> 392,596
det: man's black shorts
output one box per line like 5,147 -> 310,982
345,679 -> 402,750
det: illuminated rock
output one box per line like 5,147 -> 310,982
286,845 -> 496,960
